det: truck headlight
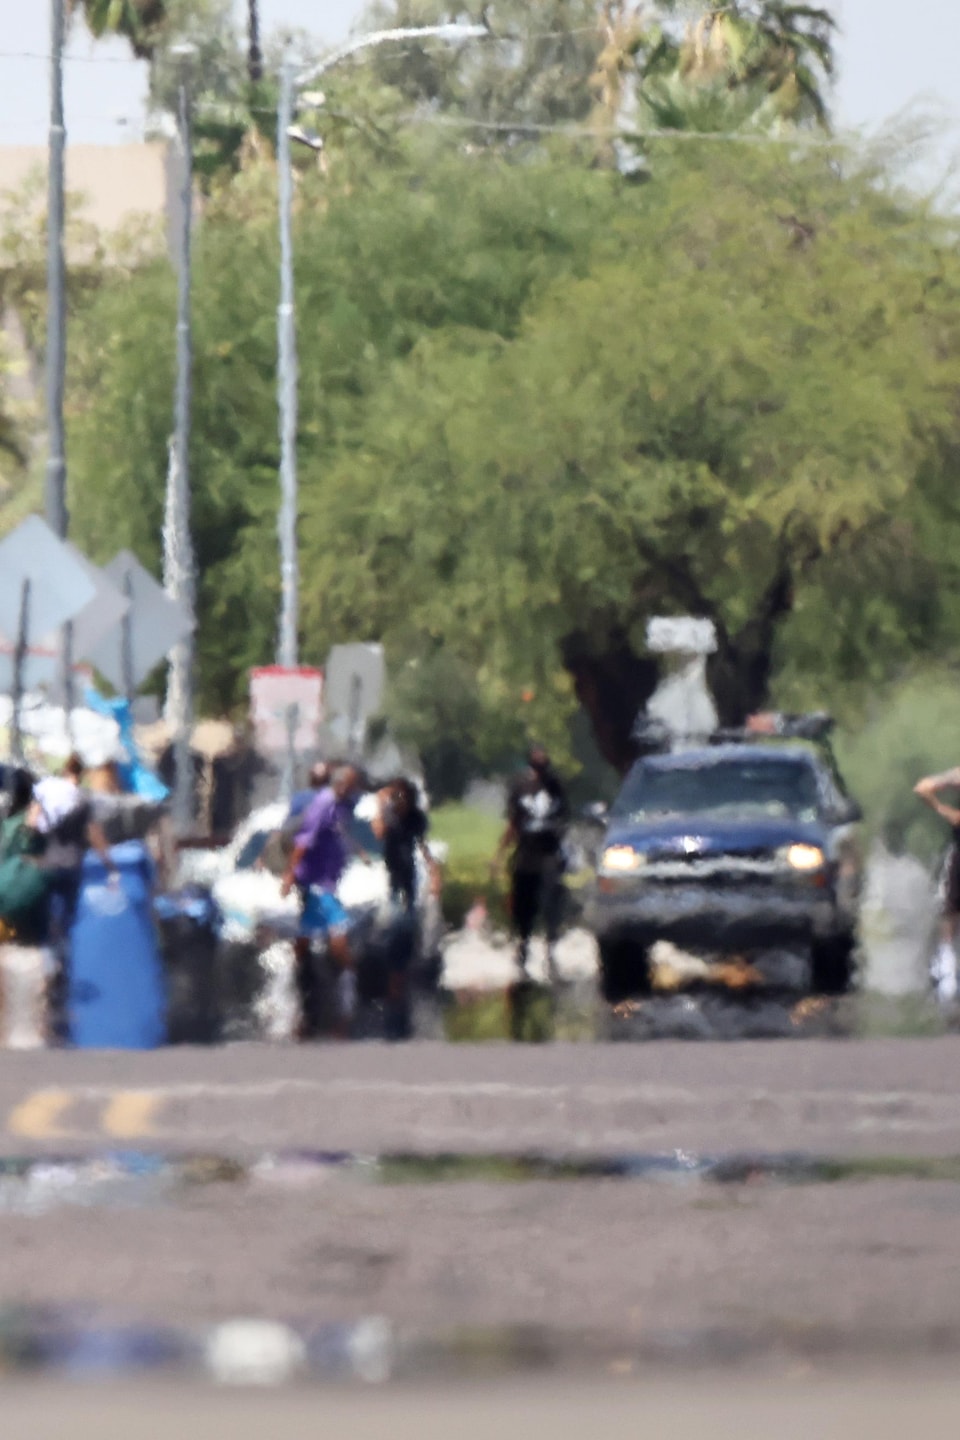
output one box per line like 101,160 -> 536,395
601,845 -> 646,873
779,843 -> 825,872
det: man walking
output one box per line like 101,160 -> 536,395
494,747 -> 570,982
280,764 -> 364,1039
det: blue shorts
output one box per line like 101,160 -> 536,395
299,887 -> 350,938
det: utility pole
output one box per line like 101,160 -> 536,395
47,0 -> 72,734
276,60 -> 299,803
163,56 -> 197,834
277,60 -> 298,677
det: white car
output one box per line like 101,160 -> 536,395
177,794 -> 447,944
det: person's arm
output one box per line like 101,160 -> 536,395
280,841 -> 306,897
86,816 -> 119,878
915,769 -> 960,827
370,789 -> 393,843
417,838 -> 443,895
491,819 -> 518,876
414,814 -> 442,896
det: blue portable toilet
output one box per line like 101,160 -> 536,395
68,841 -> 167,1049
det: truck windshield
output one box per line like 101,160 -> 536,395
612,757 -> 820,822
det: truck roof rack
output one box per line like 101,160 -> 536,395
709,712 -> 835,745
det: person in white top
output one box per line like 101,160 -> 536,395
29,754 -> 116,1040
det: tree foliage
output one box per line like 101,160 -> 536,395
66,123 -> 960,778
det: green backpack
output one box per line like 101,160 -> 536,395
0,814 -> 49,931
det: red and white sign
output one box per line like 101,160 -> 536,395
249,666 -> 324,755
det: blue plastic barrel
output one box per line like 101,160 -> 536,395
68,841 -> 167,1049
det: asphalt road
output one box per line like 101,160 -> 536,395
0,1037 -> 957,1367
5,1378 -> 960,1440
1,1038 -> 959,1157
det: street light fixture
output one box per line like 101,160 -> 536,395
274,22 -> 489,686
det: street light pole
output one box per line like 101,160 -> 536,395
277,60 -> 298,676
273,22 -> 488,688
47,0 -> 72,735
163,60 -> 198,834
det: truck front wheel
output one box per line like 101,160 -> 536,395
598,939 -> 651,1004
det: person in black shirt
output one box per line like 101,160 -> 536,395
372,777 -> 440,1040
373,778 -> 439,911
495,747 -> 569,980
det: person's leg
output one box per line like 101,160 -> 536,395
294,886 -> 320,1041
385,903 -> 415,1042
46,868 -> 79,1045
316,891 -> 356,1039
935,850 -> 960,1003
541,862 -> 565,984
934,914 -> 959,1002
511,869 -> 539,973
328,930 -> 356,1039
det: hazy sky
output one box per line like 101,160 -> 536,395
0,1 -> 956,153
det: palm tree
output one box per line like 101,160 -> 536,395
676,3 -> 836,128
68,0 -> 169,60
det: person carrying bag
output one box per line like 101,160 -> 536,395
0,772 -> 52,1050
0,771 -> 50,947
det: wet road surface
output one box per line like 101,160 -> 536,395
0,1039 -> 959,1374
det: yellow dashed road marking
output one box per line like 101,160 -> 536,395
101,1091 -> 163,1140
7,1088 -> 76,1139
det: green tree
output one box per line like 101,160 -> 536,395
67,143 -> 609,712
299,142 -> 960,770
66,134 -> 960,773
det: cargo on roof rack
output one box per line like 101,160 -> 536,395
709,712 -> 835,745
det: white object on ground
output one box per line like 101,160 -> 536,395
441,927 -> 598,992
346,1318 -> 393,1384
253,940 -> 299,1042
0,944 -> 49,1050
206,1320 -> 306,1386
860,843 -> 939,996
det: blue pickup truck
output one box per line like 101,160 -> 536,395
584,719 -> 864,1002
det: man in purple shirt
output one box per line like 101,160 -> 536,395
281,764 -> 364,1039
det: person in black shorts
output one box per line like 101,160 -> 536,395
914,768 -> 960,1001
494,747 -> 569,981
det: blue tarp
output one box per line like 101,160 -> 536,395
82,687 -> 169,802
